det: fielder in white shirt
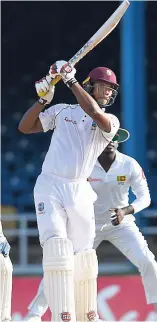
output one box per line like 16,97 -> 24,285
24,128 -> 157,321
91,129 -> 157,314
19,60 -> 120,322
0,220 -> 13,322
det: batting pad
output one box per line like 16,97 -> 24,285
74,250 -> 99,321
43,237 -> 76,322
0,254 -> 13,321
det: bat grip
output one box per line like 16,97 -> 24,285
50,75 -> 62,86
38,75 -> 62,97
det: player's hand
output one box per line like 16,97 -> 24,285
49,60 -> 77,87
35,75 -> 55,104
0,240 -> 10,257
110,208 -> 126,226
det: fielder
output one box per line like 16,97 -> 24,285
24,128 -> 157,321
0,220 -> 13,322
19,60 -> 120,321
92,130 -> 157,314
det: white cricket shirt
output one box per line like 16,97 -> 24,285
39,104 -> 119,179
88,151 -> 151,225
0,221 -> 5,243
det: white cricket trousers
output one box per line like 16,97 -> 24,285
26,221 -> 157,318
34,173 -> 97,252
94,221 -> 157,304
34,174 -> 98,322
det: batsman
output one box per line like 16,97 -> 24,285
19,61 -> 120,321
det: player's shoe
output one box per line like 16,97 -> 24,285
23,314 -> 42,321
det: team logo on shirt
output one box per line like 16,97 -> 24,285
88,177 -> 103,182
117,176 -> 126,185
91,121 -> 97,130
64,117 -> 77,125
38,202 -> 45,214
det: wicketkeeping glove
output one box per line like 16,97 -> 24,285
0,240 -> 11,257
35,75 -> 55,105
49,60 -> 78,88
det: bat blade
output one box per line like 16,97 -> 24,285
69,0 -> 130,66
39,0 -> 130,96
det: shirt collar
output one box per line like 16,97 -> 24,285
96,150 -> 123,169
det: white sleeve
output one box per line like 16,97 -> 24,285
130,159 -> 151,214
0,221 -> 3,235
0,221 -> 6,243
39,104 -> 67,132
101,114 -> 120,141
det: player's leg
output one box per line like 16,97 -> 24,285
24,279 -> 48,321
24,222 -> 105,322
66,181 -> 97,253
93,223 -> 106,250
106,222 -> 157,308
73,225 -> 105,322
66,181 -> 101,321
74,250 -> 99,322
34,175 -> 76,322
43,237 -> 76,322
0,254 -> 13,322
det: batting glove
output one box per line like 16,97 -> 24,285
35,75 -> 55,104
0,240 -> 10,257
49,60 -> 78,88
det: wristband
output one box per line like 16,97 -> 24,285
65,78 -> 78,88
38,97 -> 48,105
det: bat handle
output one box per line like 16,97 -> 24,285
38,75 -> 62,98
50,75 -> 62,86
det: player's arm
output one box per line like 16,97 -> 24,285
18,76 -> 55,134
49,60 -> 118,133
129,160 -> 151,213
71,83 -> 112,132
18,102 -> 45,133
111,161 -> 151,226
110,205 -> 135,226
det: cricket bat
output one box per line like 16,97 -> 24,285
39,0 -> 130,97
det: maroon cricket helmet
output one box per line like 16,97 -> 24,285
89,67 -> 118,87
82,66 -> 119,107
